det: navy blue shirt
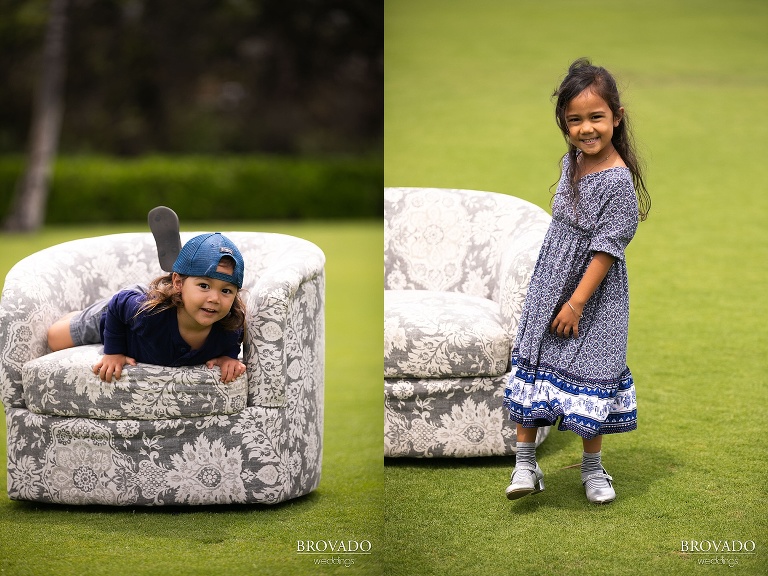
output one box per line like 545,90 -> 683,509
99,290 -> 242,366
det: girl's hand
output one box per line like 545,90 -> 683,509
93,354 -> 136,382
550,301 -> 583,338
206,356 -> 247,383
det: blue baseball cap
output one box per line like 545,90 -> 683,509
172,233 -> 244,289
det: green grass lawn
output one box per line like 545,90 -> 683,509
0,220 -> 383,576
385,1 -> 768,575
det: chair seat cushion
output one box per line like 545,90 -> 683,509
22,345 -> 248,420
384,290 -> 510,378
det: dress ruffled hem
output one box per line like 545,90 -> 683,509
503,398 -> 637,439
503,354 -> 637,440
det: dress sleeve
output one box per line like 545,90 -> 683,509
588,175 -> 639,261
102,290 -> 144,355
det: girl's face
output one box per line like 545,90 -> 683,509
564,87 -> 623,159
173,261 -> 238,330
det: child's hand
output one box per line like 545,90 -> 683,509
550,301 -> 583,338
206,356 -> 247,383
93,354 -> 136,382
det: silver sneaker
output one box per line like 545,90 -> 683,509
505,464 -> 545,500
582,467 -> 616,504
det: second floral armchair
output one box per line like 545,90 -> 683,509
384,187 -> 551,457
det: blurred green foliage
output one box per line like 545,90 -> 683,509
0,0 -> 382,156
0,154 -> 382,222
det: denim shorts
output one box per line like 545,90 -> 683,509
69,284 -> 148,346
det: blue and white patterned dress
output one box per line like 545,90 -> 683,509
503,154 -> 639,439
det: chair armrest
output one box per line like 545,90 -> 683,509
0,233 -> 160,409
0,285 -> 57,408
243,245 -> 325,407
497,215 -> 550,337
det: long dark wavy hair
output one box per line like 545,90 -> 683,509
553,58 -> 651,221
136,271 -> 246,332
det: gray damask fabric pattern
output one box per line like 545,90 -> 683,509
385,290 -> 509,378
0,231 -> 325,505
22,345 -> 248,420
384,188 -> 551,457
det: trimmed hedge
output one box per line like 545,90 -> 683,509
0,154 -> 382,223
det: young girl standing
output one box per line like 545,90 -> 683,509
504,58 -> 650,504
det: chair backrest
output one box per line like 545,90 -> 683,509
0,231 -> 324,409
384,187 -> 551,302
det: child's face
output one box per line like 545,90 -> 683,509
173,261 -> 238,329
564,87 -> 623,159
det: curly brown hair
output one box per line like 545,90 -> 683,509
136,273 -> 246,332
552,58 -> 651,221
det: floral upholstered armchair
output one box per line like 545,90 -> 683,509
384,188 -> 551,457
0,231 -> 324,505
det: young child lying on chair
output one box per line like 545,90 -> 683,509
47,208 -> 246,384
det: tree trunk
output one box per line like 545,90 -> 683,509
4,0 -> 68,232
